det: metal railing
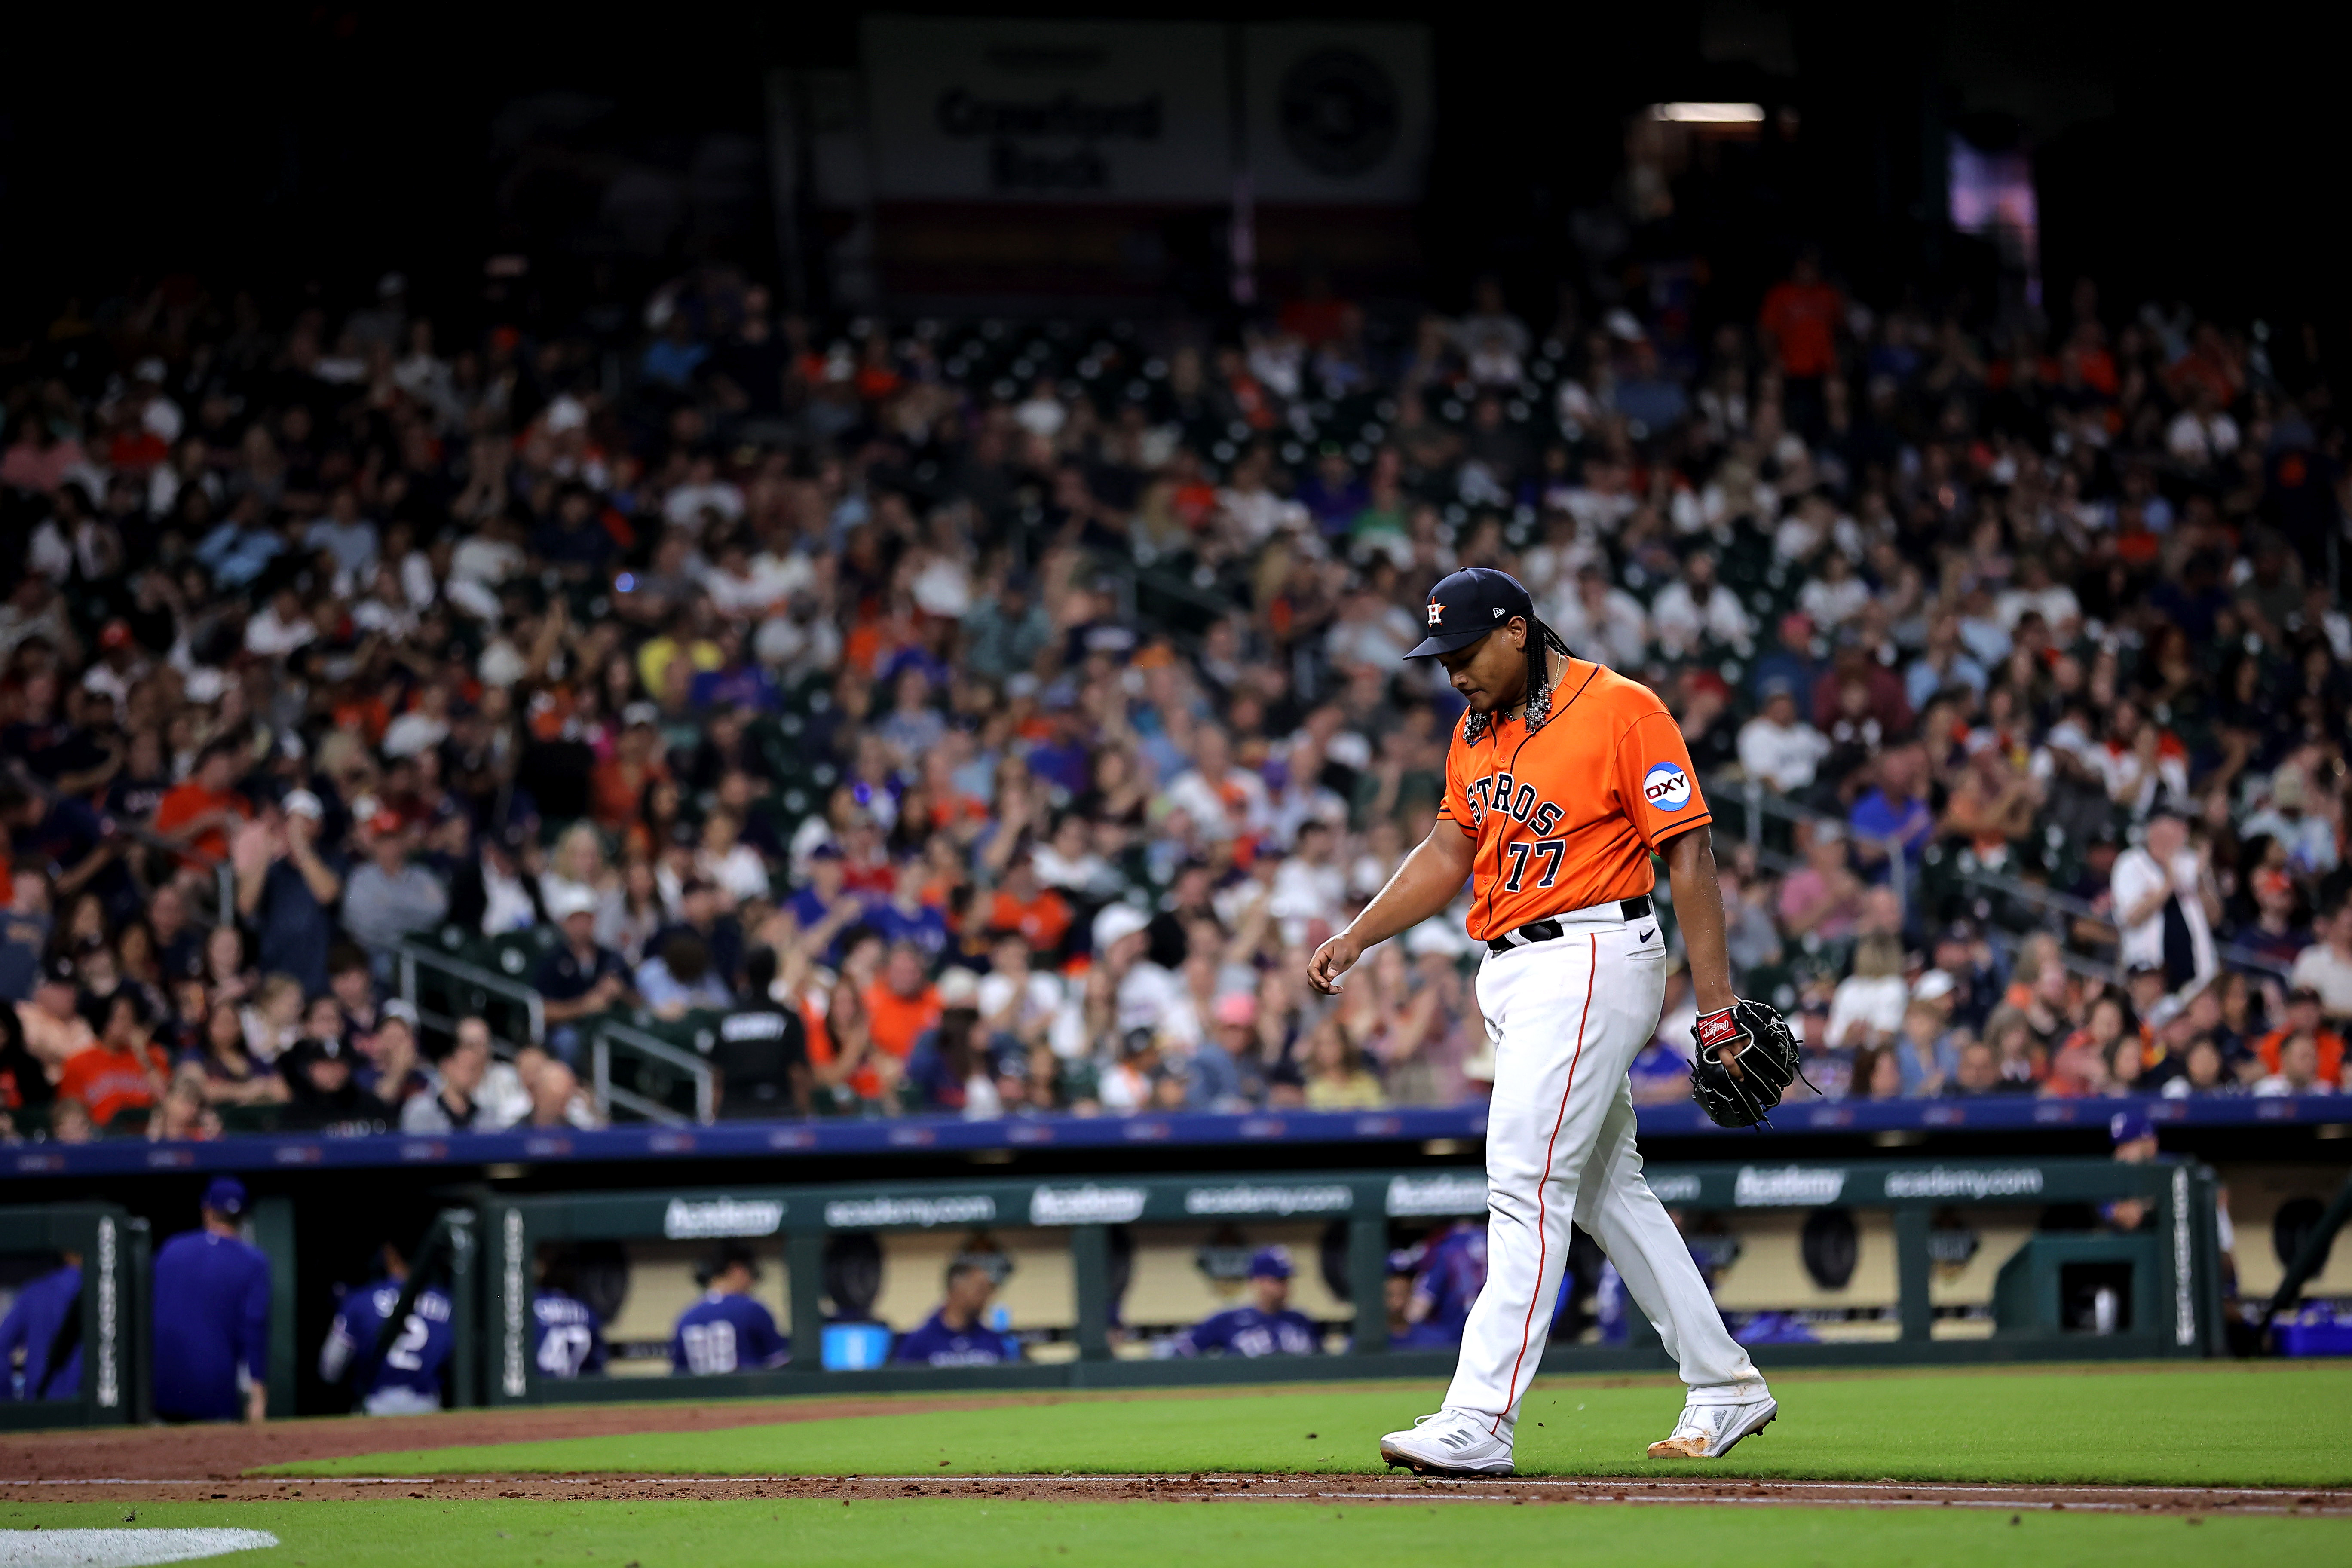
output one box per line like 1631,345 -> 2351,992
1713,772 -> 1908,920
1709,769 -> 2296,988
390,938 -> 547,1051
589,1016 -> 716,1126
391,935 -> 719,1125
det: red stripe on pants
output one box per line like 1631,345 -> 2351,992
1491,931 -> 1596,1435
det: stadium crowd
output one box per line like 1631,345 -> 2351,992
3,254 -> 2349,1145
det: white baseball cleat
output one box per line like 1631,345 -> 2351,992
1645,1390 -> 1778,1458
1379,1408 -> 1516,1476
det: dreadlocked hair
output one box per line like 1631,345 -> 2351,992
1461,613 -> 1575,744
1519,612 -> 1574,732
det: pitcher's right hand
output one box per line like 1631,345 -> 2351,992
1306,930 -> 1366,995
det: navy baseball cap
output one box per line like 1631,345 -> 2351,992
1248,1245 -> 1295,1280
1405,568 -> 1535,658
2109,1110 -> 2155,1147
202,1176 -> 248,1216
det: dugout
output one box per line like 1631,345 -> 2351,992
444,1155 -> 2226,1408
0,1203 -> 149,1429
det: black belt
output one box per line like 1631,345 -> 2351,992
1485,896 -> 1652,954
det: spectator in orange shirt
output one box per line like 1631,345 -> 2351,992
153,738 -> 249,869
56,992 -> 170,1128
985,854 -> 1072,958
1759,252 -> 1844,378
2255,988 -> 2346,1083
591,710 -> 668,833
1759,251 -> 1844,438
863,940 -> 941,1075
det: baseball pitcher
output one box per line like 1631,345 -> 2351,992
1308,568 -> 1795,1475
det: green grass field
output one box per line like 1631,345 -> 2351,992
13,1366 -> 2351,1567
8,1498 -> 2348,1568
270,1366 -> 2352,1488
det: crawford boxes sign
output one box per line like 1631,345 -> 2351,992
861,17 -> 1429,205
864,17 -> 1228,202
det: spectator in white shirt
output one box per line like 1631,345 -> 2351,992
2252,1032 -> 2337,1097
694,809 -> 771,908
1161,727 -> 1271,844
661,454 -> 745,532
2165,386 -> 2240,470
1796,549 -> 1869,630
244,586 -> 316,658
1092,903 -> 1192,1044
1032,812 -> 1117,898
2108,807 -> 2217,992
1546,564 -> 1649,671
1994,555 -> 2082,640
1267,820 -> 1348,948
2241,766 -> 2340,879
1738,679 -> 1834,795
1648,549 -> 1754,656
1824,952 -> 1908,1054
1323,588 -> 1418,669
700,536 -> 806,621
380,684 -> 454,760
2288,903 -> 2352,1022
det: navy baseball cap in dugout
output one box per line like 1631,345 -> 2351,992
202,1176 -> 248,1216
1248,1245 -> 1295,1280
1405,567 -> 1535,658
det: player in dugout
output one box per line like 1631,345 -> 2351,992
893,1258 -> 1022,1366
1172,1246 -> 1320,1357
1386,1253 -> 1459,1352
151,1176 -> 270,1423
0,1247 -> 81,1402
319,1239 -> 455,1415
671,1243 -> 790,1375
533,1256 -> 607,1380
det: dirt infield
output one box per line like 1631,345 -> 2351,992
18,1362 -> 2277,1483
9,1473 -> 2352,1516
8,1375 -> 2345,1518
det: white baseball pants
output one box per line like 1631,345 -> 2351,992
1446,906 -> 1761,1433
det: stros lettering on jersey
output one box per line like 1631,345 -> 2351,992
1438,657 -> 1712,942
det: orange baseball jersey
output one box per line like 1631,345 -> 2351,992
1438,658 -> 1711,940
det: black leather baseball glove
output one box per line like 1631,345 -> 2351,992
1690,998 -> 1807,1129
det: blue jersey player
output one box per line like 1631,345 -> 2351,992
533,1288 -> 607,1379
1385,1264 -> 1458,1351
0,1251 -> 80,1401
319,1241 -> 454,1415
152,1177 -> 271,1422
671,1244 -> 790,1375
1407,1219 -> 1487,1341
893,1260 -> 1021,1367
1173,1246 -> 1320,1358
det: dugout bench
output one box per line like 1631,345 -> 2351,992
418,1155 -> 2226,1408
